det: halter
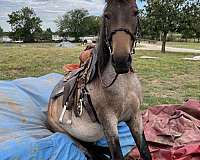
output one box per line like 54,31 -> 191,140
109,28 -> 136,43
104,15 -> 140,55
99,3 -> 141,88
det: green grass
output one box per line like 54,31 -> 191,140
0,43 -> 83,80
166,41 -> 200,50
0,43 -> 199,109
135,50 -> 200,109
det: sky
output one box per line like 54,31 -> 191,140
0,0 -> 144,32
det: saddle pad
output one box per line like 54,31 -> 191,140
0,73 -> 136,160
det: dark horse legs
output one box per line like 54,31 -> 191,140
127,112 -> 152,160
99,114 -> 123,160
79,141 -> 111,160
81,113 -> 151,160
97,111 -> 151,160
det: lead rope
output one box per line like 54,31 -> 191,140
98,66 -> 118,89
99,26 -> 118,88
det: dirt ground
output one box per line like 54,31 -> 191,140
136,42 -> 200,53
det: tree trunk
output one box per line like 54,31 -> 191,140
185,38 -> 188,42
161,32 -> 167,53
75,36 -> 79,42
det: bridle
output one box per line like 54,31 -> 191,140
99,3 -> 141,88
104,4 -> 140,55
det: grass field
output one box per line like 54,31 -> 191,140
0,43 -> 199,109
166,42 -> 200,50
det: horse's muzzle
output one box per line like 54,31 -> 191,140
112,54 -> 132,74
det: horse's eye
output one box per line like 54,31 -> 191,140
132,8 -> 139,16
104,13 -> 111,20
132,11 -> 138,16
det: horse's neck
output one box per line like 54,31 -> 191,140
99,57 -> 141,99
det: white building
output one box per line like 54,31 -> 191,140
0,36 -> 12,42
52,35 -> 63,41
80,36 -> 98,43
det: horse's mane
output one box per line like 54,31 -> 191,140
96,17 -> 110,74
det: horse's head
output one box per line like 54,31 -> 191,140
104,0 -> 139,74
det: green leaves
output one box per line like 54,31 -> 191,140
142,0 -> 200,52
178,1 -> 200,40
56,9 -> 100,41
7,7 -> 42,42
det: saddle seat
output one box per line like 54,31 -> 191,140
63,43 -> 95,73
50,45 -> 98,124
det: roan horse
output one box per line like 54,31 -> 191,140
48,0 -> 152,159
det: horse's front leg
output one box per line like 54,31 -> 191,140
99,114 -> 123,160
127,110 -> 152,160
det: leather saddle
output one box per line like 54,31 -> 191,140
50,47 -> 98,123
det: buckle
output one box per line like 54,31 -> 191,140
77,98 -> 83,116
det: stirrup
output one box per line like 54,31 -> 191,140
59,102 -> 72,125
59,102 -> 67,123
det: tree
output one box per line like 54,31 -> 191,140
144,0 -> 197,53
178,1 -> 200,42
191,2 -> 200,42
56,9 -> 100,41
140,9 -> 160,40
83,16 -> 101,36
56,9 -> 89,41
7,7 -> 42,42
33,27 -> 43,42
0,26 -> 3,36
42,28 -> 53,41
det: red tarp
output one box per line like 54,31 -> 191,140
128,99 -> 200,160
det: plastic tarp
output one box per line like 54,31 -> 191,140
0,73 -> 136,160
128,99 -> 200,160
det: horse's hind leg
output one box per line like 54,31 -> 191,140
127,112 -> 152,160
99,114 -> 123,160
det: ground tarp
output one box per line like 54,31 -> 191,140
0,73 -> 135,160
128,99 -> 200,160
1,73 -> 200,160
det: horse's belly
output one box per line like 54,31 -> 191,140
62,111 -> 104,142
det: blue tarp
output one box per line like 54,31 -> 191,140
0,73 -> 135,160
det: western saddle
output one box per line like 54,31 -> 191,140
50,44 -> 99,125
